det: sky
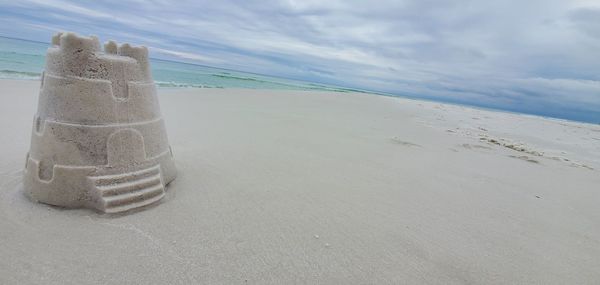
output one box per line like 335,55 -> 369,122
0,0 -> 599,122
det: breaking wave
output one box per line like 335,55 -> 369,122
0,69 -> 41,80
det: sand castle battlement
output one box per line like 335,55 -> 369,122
46,32 -> 151,97
24,32 -> 176,213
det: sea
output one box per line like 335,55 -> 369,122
0,36 -> 367,93
1,36 -> 597,124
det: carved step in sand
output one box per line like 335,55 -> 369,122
89,166 -> 166,213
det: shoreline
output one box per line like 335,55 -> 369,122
2,77 -> 598,127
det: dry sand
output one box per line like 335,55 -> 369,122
1,79 -> 599,284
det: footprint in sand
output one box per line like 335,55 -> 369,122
461,143 -> 492,150
569,163 -> 595,170
509,155 -> 540,164
390,137 -> 421,147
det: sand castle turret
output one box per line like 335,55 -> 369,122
23,32 -> 177,213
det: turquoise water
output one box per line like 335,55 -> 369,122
0,36 -> 367,93
2,36 -> 597,124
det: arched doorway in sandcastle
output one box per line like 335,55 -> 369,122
107,129 -> 147,166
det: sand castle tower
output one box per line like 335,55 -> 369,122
23,32 -> 177,213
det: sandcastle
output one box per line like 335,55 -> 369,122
23,32 -> 177,213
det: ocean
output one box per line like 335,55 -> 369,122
0,36 -> 366,93
1,36 -> 597,124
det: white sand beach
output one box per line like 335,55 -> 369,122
1,79 -> 599,284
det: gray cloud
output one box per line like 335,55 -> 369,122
0,0 -> 598,122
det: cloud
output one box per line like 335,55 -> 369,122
0,0 -> 598,122
149,47 -> 223,64
569,7 -> 600,39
